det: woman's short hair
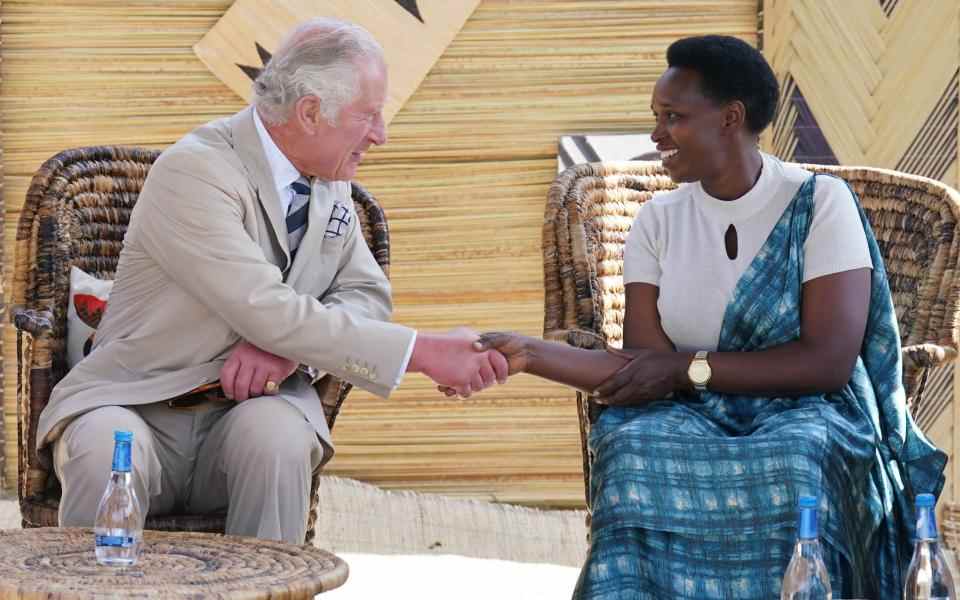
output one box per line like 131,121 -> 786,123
252,18 -> 384,125
666,35 -> 780,134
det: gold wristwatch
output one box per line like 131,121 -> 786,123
687,350 -> 712,392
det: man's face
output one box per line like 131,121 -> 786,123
296,59 -> 388,181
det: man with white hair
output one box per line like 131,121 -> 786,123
38,18 -> 507,544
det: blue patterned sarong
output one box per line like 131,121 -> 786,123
575,175 -> 947,600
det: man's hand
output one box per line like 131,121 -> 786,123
437,331 -> 531,397
221,340 -> 298,402
408,328 -> 509,398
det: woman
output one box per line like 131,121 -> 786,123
474,35 -> 945,599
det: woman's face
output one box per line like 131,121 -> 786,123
650,67 -> 730,183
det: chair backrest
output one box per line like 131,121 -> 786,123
543,160 -> 960,504
12,145 -> 390,512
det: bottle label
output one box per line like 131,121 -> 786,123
95,534 -> 136,548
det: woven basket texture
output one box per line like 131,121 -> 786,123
0,527 -> 347,598
543,161 -> 960,542
11,146 -> 391,544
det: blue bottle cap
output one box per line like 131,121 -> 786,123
916,493 -> 936,508
797,495 -> 819,540
114,430 -> 133,443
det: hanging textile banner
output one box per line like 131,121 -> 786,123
194,0 -> 480,124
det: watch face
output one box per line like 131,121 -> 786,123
689,362 -> 710,384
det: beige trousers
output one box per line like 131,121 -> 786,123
53,393 -> 325,544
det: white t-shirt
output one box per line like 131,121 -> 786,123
623,153 -> 872,352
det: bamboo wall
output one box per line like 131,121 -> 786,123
1,0 -> 758,506
761,0 -> 960,506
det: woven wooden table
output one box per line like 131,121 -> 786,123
0,527 -> 348,598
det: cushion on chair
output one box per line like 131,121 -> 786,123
66,266 -> 113,368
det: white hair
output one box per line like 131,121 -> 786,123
252,18 -> 384,125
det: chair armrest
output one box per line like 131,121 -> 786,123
12,308 -> 53,338
902,343 -> 958,371
544,328 -> 608,351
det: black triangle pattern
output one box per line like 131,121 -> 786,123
788,80 -> 838,165
395,0 -> 425,23
236,42 -> 274,82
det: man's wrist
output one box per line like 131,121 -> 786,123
408,331 -> 447,378
406,333 -> 431,374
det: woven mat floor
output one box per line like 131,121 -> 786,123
0,477 -> 585,599
3,482 -> 956,599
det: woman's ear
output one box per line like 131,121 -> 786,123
722,100 -> 747,135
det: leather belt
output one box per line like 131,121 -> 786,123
166,382 -> 226,409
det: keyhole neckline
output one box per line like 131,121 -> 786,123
724,224 -> 738,260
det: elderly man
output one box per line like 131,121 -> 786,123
38,18 -> 507,544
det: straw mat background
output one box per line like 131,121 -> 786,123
0,0 -> 758,505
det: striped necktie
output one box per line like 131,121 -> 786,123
287,176 -> 311,260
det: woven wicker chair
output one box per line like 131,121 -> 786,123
12,146 -> 391,543
543,161 -> 960,515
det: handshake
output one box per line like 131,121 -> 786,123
407,328 -> 530,398
218,329 -> 528,402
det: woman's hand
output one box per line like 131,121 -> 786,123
593,349 -> 691,406
474,331 -> 536,376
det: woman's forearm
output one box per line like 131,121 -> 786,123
698,339 -> 858,396
524,339 -> 631,393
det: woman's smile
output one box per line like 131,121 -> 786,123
660,148 -> 679,165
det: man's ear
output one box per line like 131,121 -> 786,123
293,96 -> 324,133
721,100 -> 746,135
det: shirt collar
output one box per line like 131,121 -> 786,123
252,107 -> 302,193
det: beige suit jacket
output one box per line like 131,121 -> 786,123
38,106 -> 415,452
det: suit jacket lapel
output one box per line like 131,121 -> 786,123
228,106 -> 290,265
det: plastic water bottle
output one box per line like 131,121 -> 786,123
781,495 -> 832,599
904,493 -> 957,600
94,430 -> 144,566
